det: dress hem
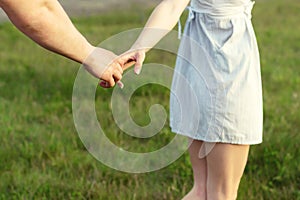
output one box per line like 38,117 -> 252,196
171,127 -> 263,145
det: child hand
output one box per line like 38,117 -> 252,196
99,49 -> 146,88
119,49 -> 146,74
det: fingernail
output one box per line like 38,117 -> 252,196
135,68 -> 141,75
117,81 -> 124,89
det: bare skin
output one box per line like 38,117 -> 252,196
0,0 -> 252,197
182,140 -> 207,200
183,140 -> 249,200
0,0 -> 124,87
115,0 -> 251,198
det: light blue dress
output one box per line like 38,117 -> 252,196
170,0 -> 263,144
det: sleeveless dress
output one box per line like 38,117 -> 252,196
170,0 -> 263,144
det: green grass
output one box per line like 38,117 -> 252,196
0,0 -> 299,199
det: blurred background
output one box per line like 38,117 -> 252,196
0,0 -> 160,22
0,0 -> 299,199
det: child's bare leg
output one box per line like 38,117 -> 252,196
206,143 -> 249,200
182,139 -> 207,200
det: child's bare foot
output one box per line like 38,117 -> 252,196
182,186 -> 206,200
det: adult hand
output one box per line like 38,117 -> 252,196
96,49 -> 145,88
83,47 -> 124,88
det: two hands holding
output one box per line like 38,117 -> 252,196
83,47 -> 146,89
1,0 -> 186,89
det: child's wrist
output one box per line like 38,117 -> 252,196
131,42 -> 150,53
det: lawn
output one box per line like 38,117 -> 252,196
0,0 -> 299,199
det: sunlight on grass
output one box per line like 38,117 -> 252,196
0,0 -> 299,199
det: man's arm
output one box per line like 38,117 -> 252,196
0,0 -> 125,86
0,0 -> 94,63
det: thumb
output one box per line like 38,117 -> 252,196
134,51 -> 145,75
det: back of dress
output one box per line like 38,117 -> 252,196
190,0 -> 253,17
170,0 -> 263,144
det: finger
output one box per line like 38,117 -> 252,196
116,81 -> 124,89
99,76 -> 115,88
118,52 -> 136,70
113,71 -> 123,82
134,52 -> 145,75
116,63 -> 123,74
107,77 -> 116,88
112,69 -> 124,88
123,60 -> 136,70
99,81 -> 109,88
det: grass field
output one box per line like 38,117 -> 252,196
0,0 -> 299,199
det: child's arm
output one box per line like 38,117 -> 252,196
120,0 -> 190,74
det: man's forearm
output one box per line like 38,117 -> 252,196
0,0 -> 94,63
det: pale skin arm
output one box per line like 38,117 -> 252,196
118,0 -> 190,74
0,0 -> 123,87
